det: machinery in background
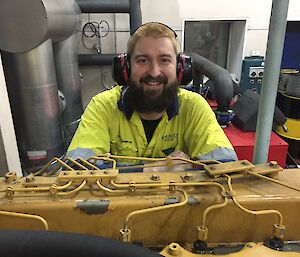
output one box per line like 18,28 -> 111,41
240,55 -> 265,93
276,70 -> 300,164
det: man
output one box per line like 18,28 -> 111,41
67,22 -> 237,167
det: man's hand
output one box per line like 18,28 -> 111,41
143,150 -> 192,172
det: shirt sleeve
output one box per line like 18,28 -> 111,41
182,94 -> 237,161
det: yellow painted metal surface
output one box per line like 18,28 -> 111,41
0,156 -> 300,256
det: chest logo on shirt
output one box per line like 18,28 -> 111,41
162,133 -> 178,141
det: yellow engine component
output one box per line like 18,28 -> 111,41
0,155 -> 300,256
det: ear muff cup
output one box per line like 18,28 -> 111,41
112,53 -> 193,86
176,53 -> 193,85
112,53 -> 131,86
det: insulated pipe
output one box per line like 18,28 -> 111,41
75,0 -> 130,13
0,0 -> 81,53
1,40 -> 64,172
53,35 -> 83,147
0,0 -> 81,172
253,0 -> 289,164
188,52 -> 234,111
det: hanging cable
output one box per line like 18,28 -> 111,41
81,19 -> 110,51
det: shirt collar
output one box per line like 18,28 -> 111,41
117,86 -> 179,120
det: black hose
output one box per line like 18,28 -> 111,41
188,52 -> 234,111
0,230 -> 162,257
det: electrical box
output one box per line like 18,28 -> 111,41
240,56 -> 264,93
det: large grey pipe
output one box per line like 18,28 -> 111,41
0,0 -> 81,172
188,52 -> 234,111
1,40 -> 64,171
0,0 -> 80,53
54,35 -> 83,147
253,0 -> 289,164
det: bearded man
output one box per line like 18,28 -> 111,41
67,22 -> 237,167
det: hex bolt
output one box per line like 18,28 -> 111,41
168,243 -> 181,256
151,174 -> 160,181
269,161 -> 278,168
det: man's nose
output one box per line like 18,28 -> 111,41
147,62 -> 161,77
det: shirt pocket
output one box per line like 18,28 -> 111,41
110,140 -> 138,157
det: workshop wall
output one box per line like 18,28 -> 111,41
78,0 -> 300,106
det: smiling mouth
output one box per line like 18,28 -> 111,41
140,75 -> 167,86
144,81 -> 162,86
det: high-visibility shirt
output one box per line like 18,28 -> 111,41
68,86 -> 236,163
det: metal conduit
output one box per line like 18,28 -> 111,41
253,0 -> 289,164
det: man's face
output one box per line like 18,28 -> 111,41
126,37 -> 178,113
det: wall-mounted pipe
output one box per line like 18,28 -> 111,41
188,52 -> 234,111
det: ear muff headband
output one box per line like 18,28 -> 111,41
132,22 -> 178,38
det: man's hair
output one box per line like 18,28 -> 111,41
127,22 -> 180,56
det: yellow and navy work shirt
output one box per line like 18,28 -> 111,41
68,86 -> 237,163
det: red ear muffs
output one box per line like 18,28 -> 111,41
112,53 -> 130,86
176,53 -> 193,85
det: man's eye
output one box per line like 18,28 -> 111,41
161,58 -> 171,64
136,58 -> 148,64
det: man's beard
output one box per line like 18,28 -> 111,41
124,75 -> 178,113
